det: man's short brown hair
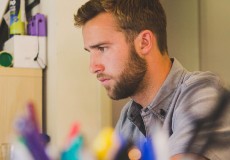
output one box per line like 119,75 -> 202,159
75,0 -> 168,54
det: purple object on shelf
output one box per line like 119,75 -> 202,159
27,13 -> 47,36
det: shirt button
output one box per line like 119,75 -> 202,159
160,109 -> 166,117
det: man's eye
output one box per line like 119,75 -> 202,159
98,47 -> 106,52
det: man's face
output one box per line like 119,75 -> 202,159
83,13 -> 147,100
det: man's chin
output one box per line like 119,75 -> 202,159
105,90 -> 118,100
107,91 -> 116,100
107,92 -> 129,100
105,86 -> 129,100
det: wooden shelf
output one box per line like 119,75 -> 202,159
0,68 -> 42,143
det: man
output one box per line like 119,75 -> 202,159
74,0 -> 227,159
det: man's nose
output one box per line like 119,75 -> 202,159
89,53 -> 104,74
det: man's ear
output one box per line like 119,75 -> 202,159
134,30 -> 155,55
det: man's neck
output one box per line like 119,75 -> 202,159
131,54 -> 172,107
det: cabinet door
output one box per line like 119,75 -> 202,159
0,68 -> 42,143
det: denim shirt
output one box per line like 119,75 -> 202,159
115,58 -> 228,159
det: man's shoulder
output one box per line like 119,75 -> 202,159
167,70 -> 224,130
180,70 -> 223,91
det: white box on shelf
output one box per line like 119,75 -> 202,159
3,35 -> 46,69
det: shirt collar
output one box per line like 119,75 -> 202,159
146,58 -> 186,121
147,58 -> 186,109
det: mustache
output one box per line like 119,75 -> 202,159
97,73 -> 112,79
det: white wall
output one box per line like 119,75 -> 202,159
161,0 -> 200,71
161,0 -> 230,85
199,0 -> 230,86
40,0 -> 112,148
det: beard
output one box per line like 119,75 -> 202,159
105,45 -> 147,100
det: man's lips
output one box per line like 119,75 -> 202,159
98,77 -> 109,82
98,77 -> 110,85
97,75 -> 111,85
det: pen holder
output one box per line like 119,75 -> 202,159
27,13 -> 47,36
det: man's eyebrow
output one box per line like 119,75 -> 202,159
84,42 -> 110,51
